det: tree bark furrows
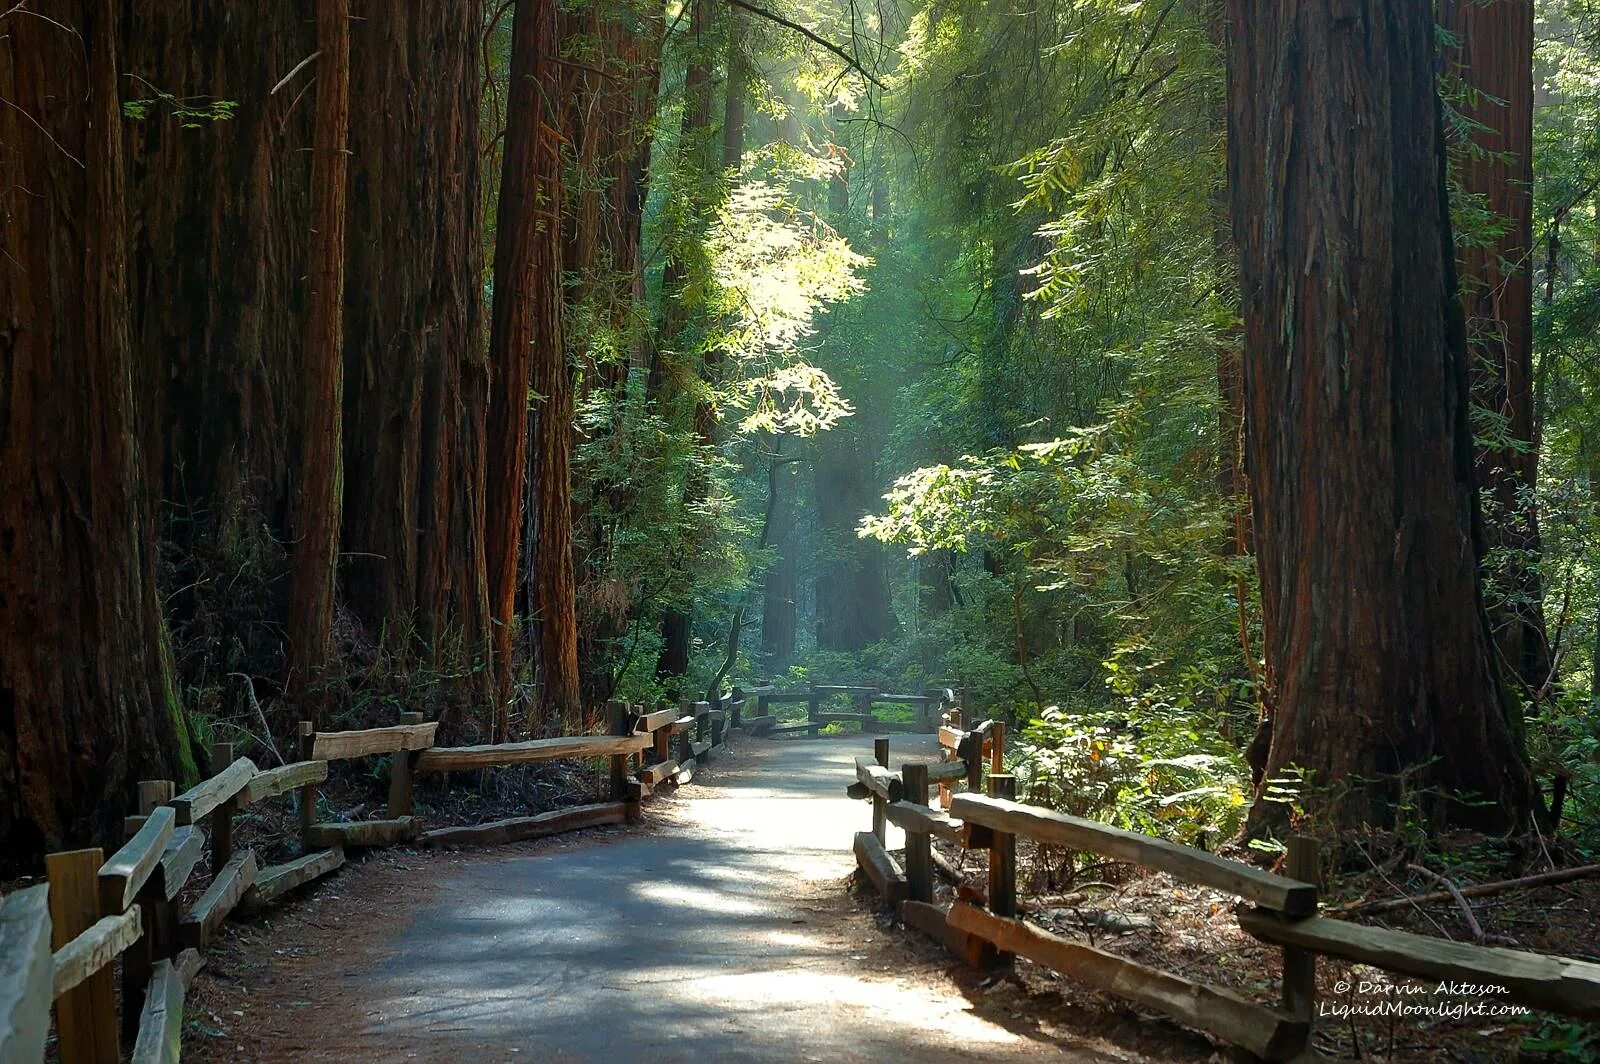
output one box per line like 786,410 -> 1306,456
0,0 -> 188,860
1441,0 -> 1550,697
287,0 -> 353,701
487,0 -> 561,732
1226,0 -> 1539,829
341,0 -> 491,688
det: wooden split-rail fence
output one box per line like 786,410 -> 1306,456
739,681 -> 954,738
850,712 -> 1600,1063
0,689 -> 753,1064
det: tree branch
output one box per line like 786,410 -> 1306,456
722,0 -> 885,88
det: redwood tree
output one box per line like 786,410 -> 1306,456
0,0 -> 191,860
487,0 -> 559,732
1226,0 -> 1541,829
341,0 -> 493,709
1441,0 -> 1551,697
287,0 -> 352,701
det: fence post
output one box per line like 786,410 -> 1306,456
990,721 -> 1006,775
654,698 -> 672,765
711,694 -> 725,748
1282,835 -> 1320,1023
872,738 -> 890,844
386,711 -> 425,818
730,686 -> 743,730
297,721 -> 317,846
209,741 -> 236,876
47,848 -> 117,1063
758,679 -> 771,720
902,762 -> 932,904
677,697 -> 694,764
118,781 -> 173,1045
607,700 -> 630,804
806,683 -> 821,739
987,775 -> 1017,920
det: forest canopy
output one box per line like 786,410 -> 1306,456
1,0 -> 1597,885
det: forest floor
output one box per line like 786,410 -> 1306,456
182,733 -> 1210,1062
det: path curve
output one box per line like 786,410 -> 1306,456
193,734 -> 1139,1062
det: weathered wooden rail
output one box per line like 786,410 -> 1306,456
0,687 -> 761,1063
741,680 -> 958,738
848,725 -> 1600,1062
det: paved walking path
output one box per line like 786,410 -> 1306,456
199,734 -> 1134,1061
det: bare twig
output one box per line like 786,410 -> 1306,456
1343,862 -> 1600,917
722,0 -> 886,88
1403,863 -> 1483,943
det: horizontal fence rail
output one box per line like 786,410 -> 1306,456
0,682 -> 791,1063
846,731 -> 1600,1063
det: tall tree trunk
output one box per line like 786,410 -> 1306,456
1441,0 -> 1550,699
0,0 -> 191,862
287,0 -> 352,704
527,0 -> 581,728
121,2 -> 314,704
814,427 -> 896,653
486,0 -> 554,734
1226,0 -> 1540,831
762,459 -> 799,670
341,0 -> 492,713
650,0 -> 720,683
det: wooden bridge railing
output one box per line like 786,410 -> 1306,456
0,687 -> 762,1064
848,729 -> 1600,1063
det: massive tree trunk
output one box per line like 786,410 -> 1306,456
526,0 -> 581,728
340,0 -> 492,711
1226,0 -> 1540,830
486,0 -> 557,734
286,0 -> 352,703
1440,0 -> 1550,699
121,2 -> 313,703
650,0 -> 720,684
0,0 -> 191,862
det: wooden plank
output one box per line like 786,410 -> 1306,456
926,759 -> 968,783
673,759 -> 698,785
418,803 -> 630,849
51,907 -> 141,1000
662,716 -> 697,736
638,760 -> 679,787
177,850 -> 257,949
766,721 -> 817,735
853,831 -> 907,904
0,884 -> 51,1064
872,694 -> 932,705
885,801 -> 967,845
98,807 -> 176,912
951,794 -> 1316,916
739,714 -> 776,733
239,848 -> 345,913
311,721 -> 437,760
129,959 -> 183,1064
48,849 -> 118,1062
900,899 -> 995,969
155,827 -> 205,902
815,684 -> 879,694
855,758 -> 904,803
1237,910 -> 1600,1020
634,706 -> 680,733
170,757 -> 257,826
238,760 -> 329,807
306,817 -> 421,849
761,692 -> 811,704
690,740 -> 711,760
174,949 -> 205,988
938,725 -> 964,751
950,903 -> 1307,1062
817,713 -> 873,725
415,733 -> 649,772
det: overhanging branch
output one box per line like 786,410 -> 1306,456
724,0 -> 886,89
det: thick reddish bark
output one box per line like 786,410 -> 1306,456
341,0 -> 492,707
121,2 -> 313,699
1441,0 -> 1550,697
287,0 -> 352,702
526,0 -> 581,728
486,0 -> 555,733
1226,0 -> 1539,829
0,0 -> 190,862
